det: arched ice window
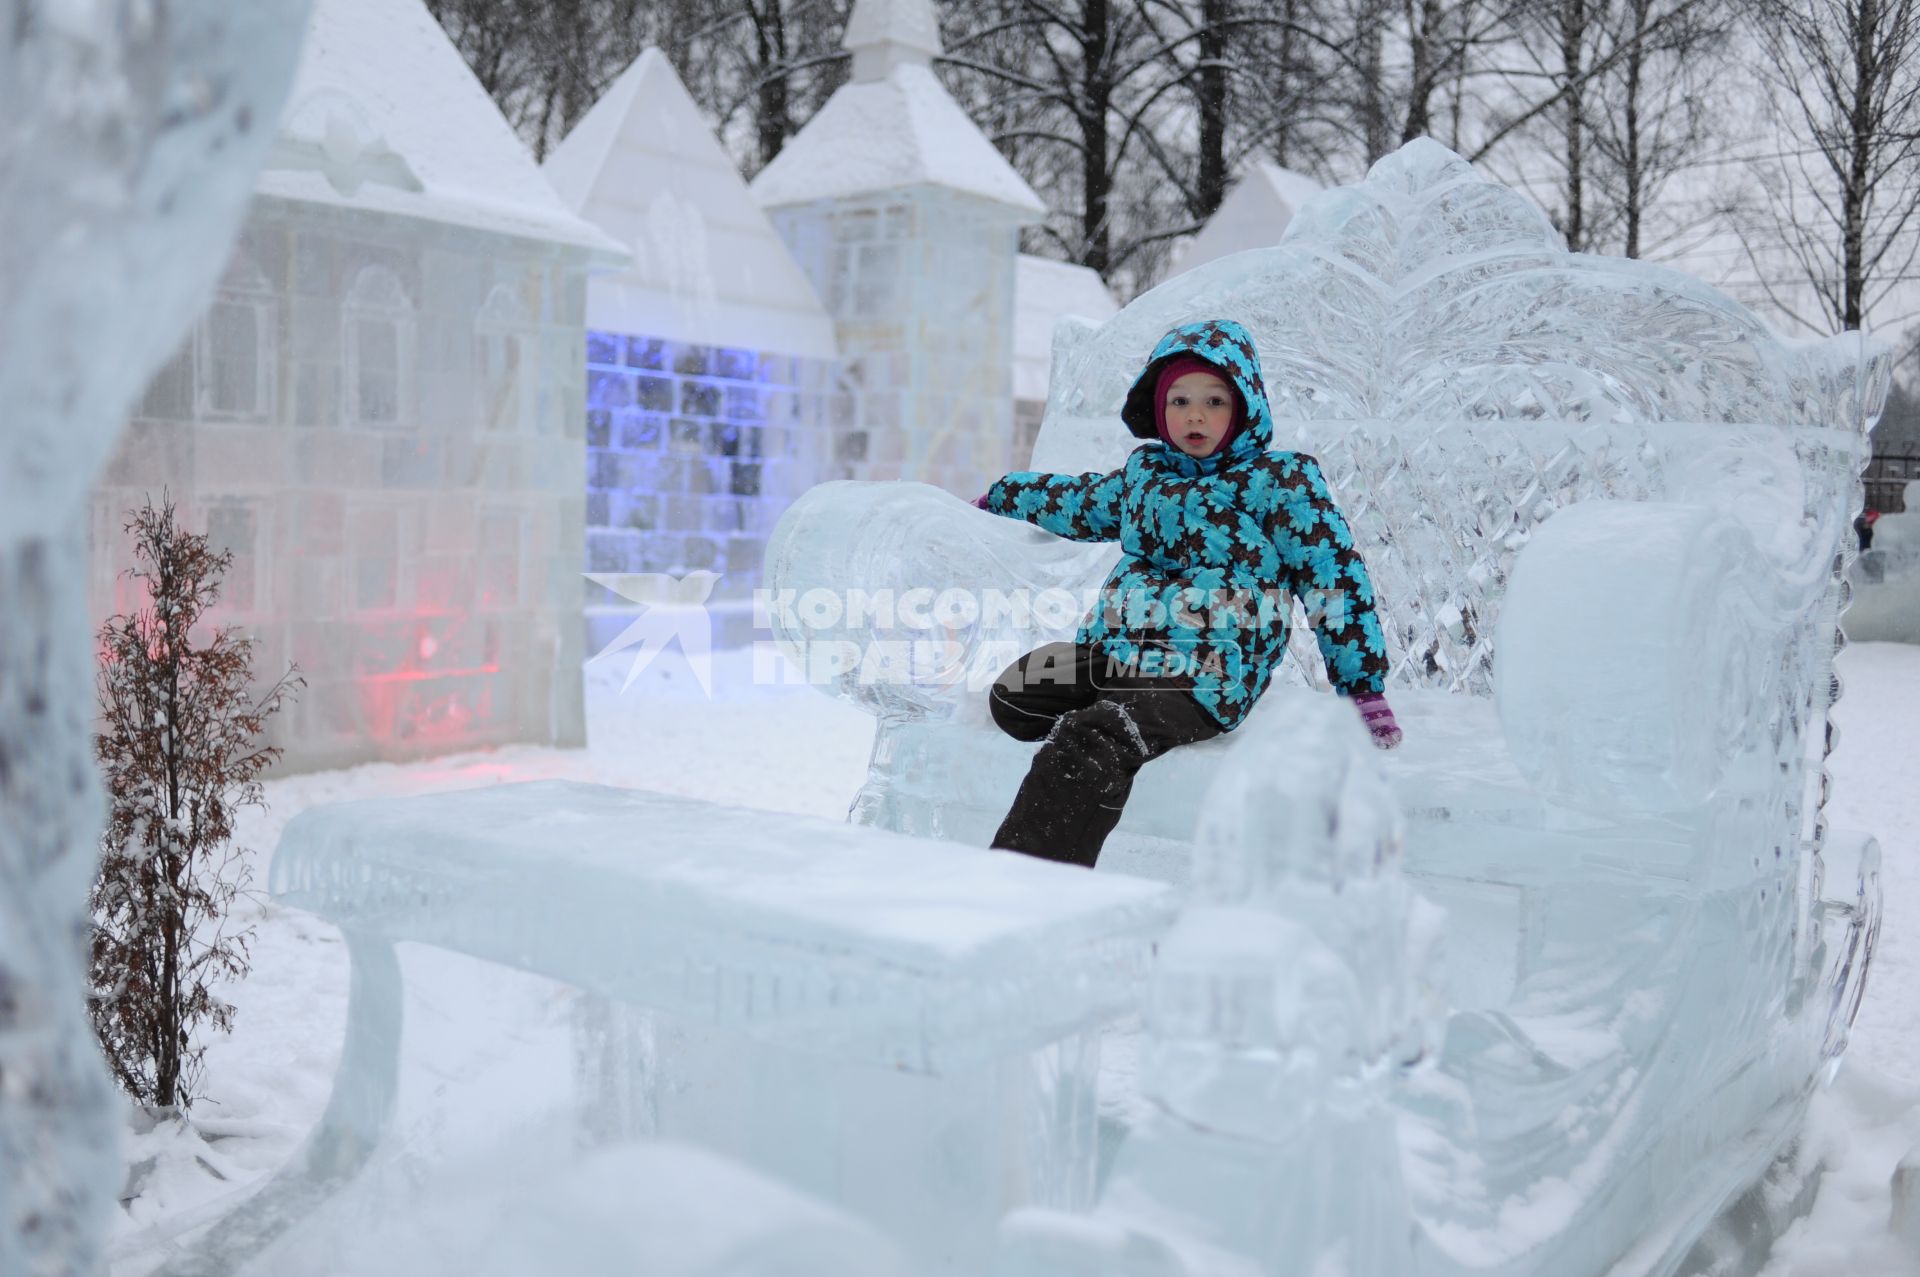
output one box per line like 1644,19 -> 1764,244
343,266 -> 414,427
198,250 -> 276,420
475,285 -> 537,433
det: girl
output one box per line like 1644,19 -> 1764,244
973,318 -> 1399,869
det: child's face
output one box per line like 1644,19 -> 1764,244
1165,371 -> 1236,457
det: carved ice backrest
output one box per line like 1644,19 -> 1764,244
1033,140 -> 1887,700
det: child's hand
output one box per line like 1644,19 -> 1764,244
1352,692 -> 1402,749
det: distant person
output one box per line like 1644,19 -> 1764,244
1856,508 -> 1879,552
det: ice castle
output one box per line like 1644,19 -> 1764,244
91,0 -> 1129,768
88,0 -> 625,772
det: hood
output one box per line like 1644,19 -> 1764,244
1121,319 -> 1275,474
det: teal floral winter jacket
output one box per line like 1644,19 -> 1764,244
982,319 -> 1390,732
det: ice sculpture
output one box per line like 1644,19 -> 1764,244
1002,697 -> 1433,1275
751,0 -> 1046,502
763,139 -> 1889,1272
1,4 -> 309,1274
246,1142 -> 915,1277
183,780 -> 1171,1275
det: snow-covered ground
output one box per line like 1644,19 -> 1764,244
1758,642 -> 1920,1277
108,642 -> 1920,1274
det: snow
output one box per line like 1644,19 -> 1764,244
1752,639 -> 1920,1277
103,641 -> 1920,1273
545,49 -> 838,360
1013,255 -> 1119,403
1826,642 -> 1920,1087
259,0 -> 625,258
749,62 -> 1046,216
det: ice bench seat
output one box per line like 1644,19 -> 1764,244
200,780 -> 1175,1277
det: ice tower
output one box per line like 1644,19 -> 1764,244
545,48 -> 841,647
750,0 -> 1046,498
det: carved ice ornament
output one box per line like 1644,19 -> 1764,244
268,89 -> 423,199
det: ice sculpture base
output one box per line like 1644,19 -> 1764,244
591,1013 -> 1103,1273
244,781 -> 1173,1274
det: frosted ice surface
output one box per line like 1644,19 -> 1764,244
1,2 -> 308,1274
259,780 -> 1170,1272
272,1142 -> 914,1277
272,780 -> 1171,1013
1003,698 -> 1426,1276
1494,499 -> 1797,818
766,138 -> 1890,1274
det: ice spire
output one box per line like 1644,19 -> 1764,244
843,0 -> 941,81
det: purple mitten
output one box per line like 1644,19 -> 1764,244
972,493 -> 993,511
1352,692 -> 1402,749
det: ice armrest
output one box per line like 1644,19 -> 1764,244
763,480 -> 1117,722
1494,501 -> 1789,817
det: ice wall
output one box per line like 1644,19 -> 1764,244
0,3 -> 310,1271
582,331 -> 838,644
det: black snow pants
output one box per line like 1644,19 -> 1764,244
988,641 -> 1224,869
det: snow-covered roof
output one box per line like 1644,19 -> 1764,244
258,0 -> 625,258
545,49 -> 838,360
1170,162 -> 1325,275
1013,254 -> 1119,403
844,0 -> 941,76
749,0 -> 1044,217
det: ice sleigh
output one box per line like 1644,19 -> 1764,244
764,139 -> 1888,1275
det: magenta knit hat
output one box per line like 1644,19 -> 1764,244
1153,356 -> 1242,456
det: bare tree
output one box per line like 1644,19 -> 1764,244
90,495 -> 300,1112
1737,0 -> 1920,332
427,0 -> 534,101
1142,0 -> 1346,219
1194,0 -> 1232,216
1472,0 -> 1730,255
1232,0 -> 1349,171
1330,0 -> 1525,166
429,0 -> 852,169
941,0 -> 1355,293
1586,0 -> 1729,257
426,0 -> 647,159
939,0 -> 1200,288
692,0 -> 854,175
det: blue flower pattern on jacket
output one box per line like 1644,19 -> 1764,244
983,318 -> 1390,731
